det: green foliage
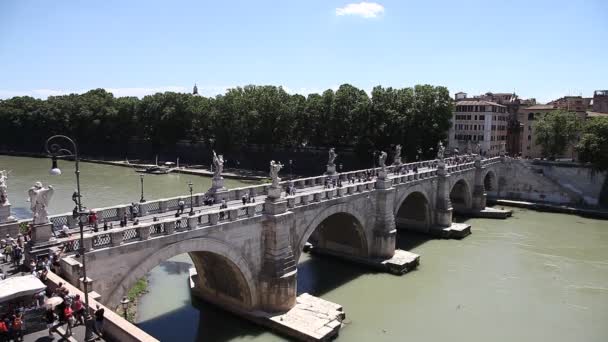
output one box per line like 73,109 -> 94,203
0,84 -> 453,157
534,110 -> 582,159
127,277 -> 148,301
577,116 -> 608,171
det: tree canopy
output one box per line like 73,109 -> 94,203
0,84 -> 453,161
534,110 -> 582,159
577,116 -> 608,171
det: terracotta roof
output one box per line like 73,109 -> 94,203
455,100 -> 506,107
524,104 -> 554,110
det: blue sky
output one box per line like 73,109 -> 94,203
1,0 -> 606,102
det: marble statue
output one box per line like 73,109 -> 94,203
395,144 -> 402,159
500,141 -> 506,153
28,181 -> 54,225
473,143 -> 481,155
0,170 -> 8,204
328,148 -> 337,166
212,151 -> 224,178
378,151 -> 387,171
436,141 -> 445,160
466,140 -> 472,154
269,160 -> 283,187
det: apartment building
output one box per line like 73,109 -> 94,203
548,96 -> 591,112
518,104 -> 587,159
448,100 -> 509,156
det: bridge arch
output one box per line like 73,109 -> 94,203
483,170 -> 497,192
394,188 -> 432,232
106,238 -> 257,310
296,203 -> 370,261
449,178 -> 472,212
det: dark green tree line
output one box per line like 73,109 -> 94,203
0,84 -> 453,161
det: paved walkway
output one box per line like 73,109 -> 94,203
23,323 -> 105,342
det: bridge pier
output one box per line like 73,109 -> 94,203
260,198 -> 297,312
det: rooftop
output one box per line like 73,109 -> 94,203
456,100 -> 506,107
524,104 -> 555,110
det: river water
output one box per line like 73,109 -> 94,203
2,155 -> 607,342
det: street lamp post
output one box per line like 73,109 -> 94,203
45,135 -> 94,341
120,296 -> 130,320
188,181 -> 194,215
139,174 -> 146,203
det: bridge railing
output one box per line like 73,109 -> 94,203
54,201 -> 267,254
36,156 -> 497,230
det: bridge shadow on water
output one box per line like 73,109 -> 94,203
396,230 -> 434,251
296,252 -> 371,296
136,252 -> 375,341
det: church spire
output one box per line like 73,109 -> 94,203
193,83 -> 199,95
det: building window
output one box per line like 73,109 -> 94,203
528,113 -> 534,120
479,115 -> 484,120
528,135 -> 531,140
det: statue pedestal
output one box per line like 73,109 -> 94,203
0,203 -> 16,224
211,177 -> 225,190
31,222 -> 53,244
267,186 -> 282,201
207,177 -> 226,200
325,164 -> 336,175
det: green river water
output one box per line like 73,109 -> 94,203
1,155 -> 607,342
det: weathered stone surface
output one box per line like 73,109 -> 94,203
48,156 -> 510,341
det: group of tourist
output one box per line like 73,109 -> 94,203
241,193 -> 256,205
0,306 -> 25,341
43,282 -> 104,339
0,234 -> 26,270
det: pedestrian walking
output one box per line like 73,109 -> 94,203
45,308 -> 56,337
94,305 -> 105,337
177,199 -> 185,215
72,295 -> 85,326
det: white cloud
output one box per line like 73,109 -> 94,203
336,2 -> 384,18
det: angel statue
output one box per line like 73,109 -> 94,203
395,145 -> 402,159
378,151 -> 388,171
212,151 -> 224,178
437,141 -> 445,160
269,160 -> 283,187
473,143 -> 481,155
0,170 -> 9,205
28,181 -> 54,225
328,148 -> 337,166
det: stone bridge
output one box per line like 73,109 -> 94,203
49,155 -> 506,338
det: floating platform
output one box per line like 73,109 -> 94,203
189,268 -> 344,342
307,247 -> 420,275
431,222 -> 471,239
469,207 -> 512,219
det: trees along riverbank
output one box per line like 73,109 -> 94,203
0,84 -> 452,164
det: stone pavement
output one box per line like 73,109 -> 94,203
23,323 -> 105,342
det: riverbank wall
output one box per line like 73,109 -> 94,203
490,159 -> 607,207
488,199 -> 608,220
